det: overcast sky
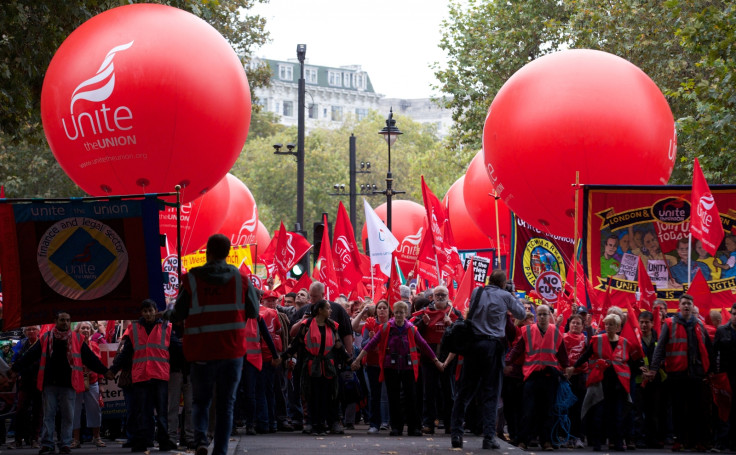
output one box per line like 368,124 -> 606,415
250,0 -> 452,99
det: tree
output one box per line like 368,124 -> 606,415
0,0 -> 270,197
435,0 -> 735,184
231,111 -> 453,246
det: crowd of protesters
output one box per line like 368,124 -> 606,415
4,248 -> 736,453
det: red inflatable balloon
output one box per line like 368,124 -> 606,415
159,175 -> 230,256
218,174 -> 258,247
361,200 -> 427,275
484,49 -> 676,237
254,221 -> 272,260
41,4 -> 251,202
463,151 -> 512,253
443,176 -> 493,251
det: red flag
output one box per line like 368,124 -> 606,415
691,158 -> 725,256
421,176 -> 449,268
621,301 -> 645,360
386,253 -> 402,308
688,268 -> 714,325
453,259 -> 475,314
292,272 -> 313,294
636,256 -> 656,312
416,225 -> 440,286
442,219 -> 465,284
332,201 -> 363,294
711,372 -> 733,421
105,320 -> 117,343
349,281 -> 369,302
723,307 -> 731,327
269,222 -> 312,281
653,306 -> 662,332
563,261 -> 587,309
313,215 -> 340,300
0,186 -> 4,198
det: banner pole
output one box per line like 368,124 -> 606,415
687,232 -> 693,286
371,267 -> 375,301
573,172 -> 580,307
494,191 -> 501,269
175,185 -> 182,283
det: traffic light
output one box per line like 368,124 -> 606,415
290,230 -> 310,279
312,213 -> 332,267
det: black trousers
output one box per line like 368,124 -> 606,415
669,372 -> 710,446
384,369 -> 419,434
519,371 -> 558,445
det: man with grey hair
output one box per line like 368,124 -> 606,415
399,285 -> 412,302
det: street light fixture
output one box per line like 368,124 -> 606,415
375,108 -> 404,231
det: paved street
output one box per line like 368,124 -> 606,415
5,426 -> 734,455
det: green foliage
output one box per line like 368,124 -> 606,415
232,111 -> 451,242
435,0 -> 735,184
0,0 -> 269,197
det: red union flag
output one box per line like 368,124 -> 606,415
691,158 -> 725,256
421,176 -> 448,266
268,222 -> 312,280
332,201 -> 363,294
314,215 -> 340,300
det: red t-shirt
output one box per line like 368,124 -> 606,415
414,306 -> 459,344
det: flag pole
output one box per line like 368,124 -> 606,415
573,172 -> 580,307
494,191 -> 501,269
688,233 -> 692,285
371,267 -> 375,301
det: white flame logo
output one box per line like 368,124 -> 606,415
402,227 -> 423,246
69,41 -> 134,114
697,193 -> 716,228
335,236 -> 352,266
238,206 -> 258,236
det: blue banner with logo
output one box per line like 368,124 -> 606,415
0,197 -> 164,329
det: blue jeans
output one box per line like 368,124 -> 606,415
191,357 -> 243,455
41,385 -> 76,449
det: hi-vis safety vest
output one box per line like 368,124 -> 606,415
522,324 -> 562,380
586,335 -> 631,393
664,318 -> 711,373
131,321 -> 171,383
377,322 -> 421,382
244,318 -> 262,371
37,331 -> 85,393
183,267 -> 250,362
304,318 -> 338,378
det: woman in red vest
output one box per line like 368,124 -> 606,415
568,313 -> 636,451
70,321 -> 105,448
562,313 -> 589,449
355,300 -> 392,434
283,300 -> 349,436
351,300 -> 443,436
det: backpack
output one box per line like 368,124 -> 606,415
440,286 -> 483,355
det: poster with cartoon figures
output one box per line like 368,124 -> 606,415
509,215 -> 575,293
582,185 -> 736,311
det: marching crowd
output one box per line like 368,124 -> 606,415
3,234 -> 736,454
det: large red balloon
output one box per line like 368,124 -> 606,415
41,4 -> 251,202
361,200 -> 427,275
159,175 -> 230,256
463,151 -> 512,253
484,49 -> 676,237
443,176 -> 493,251
218,174 -> 258,247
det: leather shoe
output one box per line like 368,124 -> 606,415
483,438 -> 501,450
452,436 -> 463,448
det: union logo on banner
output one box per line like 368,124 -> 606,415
37,217 -> 128,300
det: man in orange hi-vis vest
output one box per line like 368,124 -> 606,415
10,311 -> 113,455
646,294 -> 714,451
505,304 -> 569,451
165,234 -> 260,455
110,299 -> 178,453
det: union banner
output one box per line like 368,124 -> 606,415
0,197 -> 164,328
510,215 -> 575,294
582,185 -> 736,311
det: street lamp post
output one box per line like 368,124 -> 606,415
375,108 -> 403,231
296,44 -> 307,231
328,134 -> 376,237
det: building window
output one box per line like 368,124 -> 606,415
308,104 -> 318,119
343,72 -> 352,87
283,100 -> 294,117
354,73 -> 365,90
305,68 -> 318,84
328,71 -> 342,87
278,64 -> 293,81
331,106 -> 343,121
355,108 -> 368,121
